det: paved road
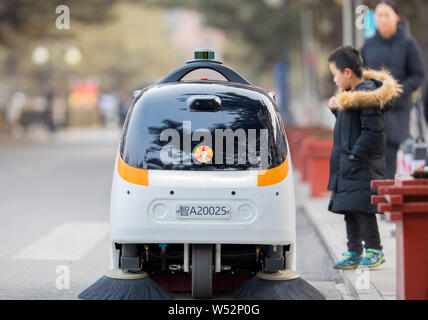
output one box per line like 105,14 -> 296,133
0,129 -> 348,300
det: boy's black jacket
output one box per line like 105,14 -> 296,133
328,69 -> 402,215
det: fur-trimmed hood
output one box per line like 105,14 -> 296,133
334,69 -> 402,110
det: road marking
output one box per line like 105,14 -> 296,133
12,222 -> 109,261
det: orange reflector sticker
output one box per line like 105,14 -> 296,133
117,155 -> 288,187
257,158 -> 289,187
117,156 -> 149,186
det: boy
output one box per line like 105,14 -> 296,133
327,46 -> 402,269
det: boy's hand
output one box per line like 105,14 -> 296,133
328,97 -> 338,110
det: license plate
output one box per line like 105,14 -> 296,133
176,204 -> 231,219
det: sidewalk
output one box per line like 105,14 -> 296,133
294,172 -> 397,300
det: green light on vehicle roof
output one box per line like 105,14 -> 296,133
194,48 -> 215,60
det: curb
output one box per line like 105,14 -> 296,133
299,204 -> 360,300
294,173 -> 385,300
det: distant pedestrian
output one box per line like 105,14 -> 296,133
361,0 -> 425,179
424,82 -> 428,125
45,90 -> 56,132
327,46 -> 402,269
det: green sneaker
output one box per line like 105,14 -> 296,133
359,249 -> 385,268
333,251 -> 362,270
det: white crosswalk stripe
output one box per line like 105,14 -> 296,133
12,222 -> 109,261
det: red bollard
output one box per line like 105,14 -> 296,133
308,139 -> 333,198
304,137 -> 333,197
371,178 -> 428,300
288,129 -> 313,173
284,127 -> 333,191
285,127 -> 324,173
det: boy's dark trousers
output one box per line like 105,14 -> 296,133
344,212 -> 382,255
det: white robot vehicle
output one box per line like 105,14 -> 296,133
109,49 -> 297,299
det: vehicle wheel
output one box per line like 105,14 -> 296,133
120,244 -> 141,272
192,244 -> 213,299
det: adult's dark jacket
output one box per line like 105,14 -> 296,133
361,20 -> 425,146
328,69 -> 402,215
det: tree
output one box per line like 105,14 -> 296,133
0,0 -> 117,46
147,0 -> 302,72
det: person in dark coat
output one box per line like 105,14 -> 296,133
327,46 -> 402,269
361,0 -> 425,179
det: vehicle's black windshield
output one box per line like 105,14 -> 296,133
120,82 -> 287,171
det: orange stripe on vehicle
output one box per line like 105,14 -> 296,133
257,158 -> 289,187
117,156 -> 149,186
